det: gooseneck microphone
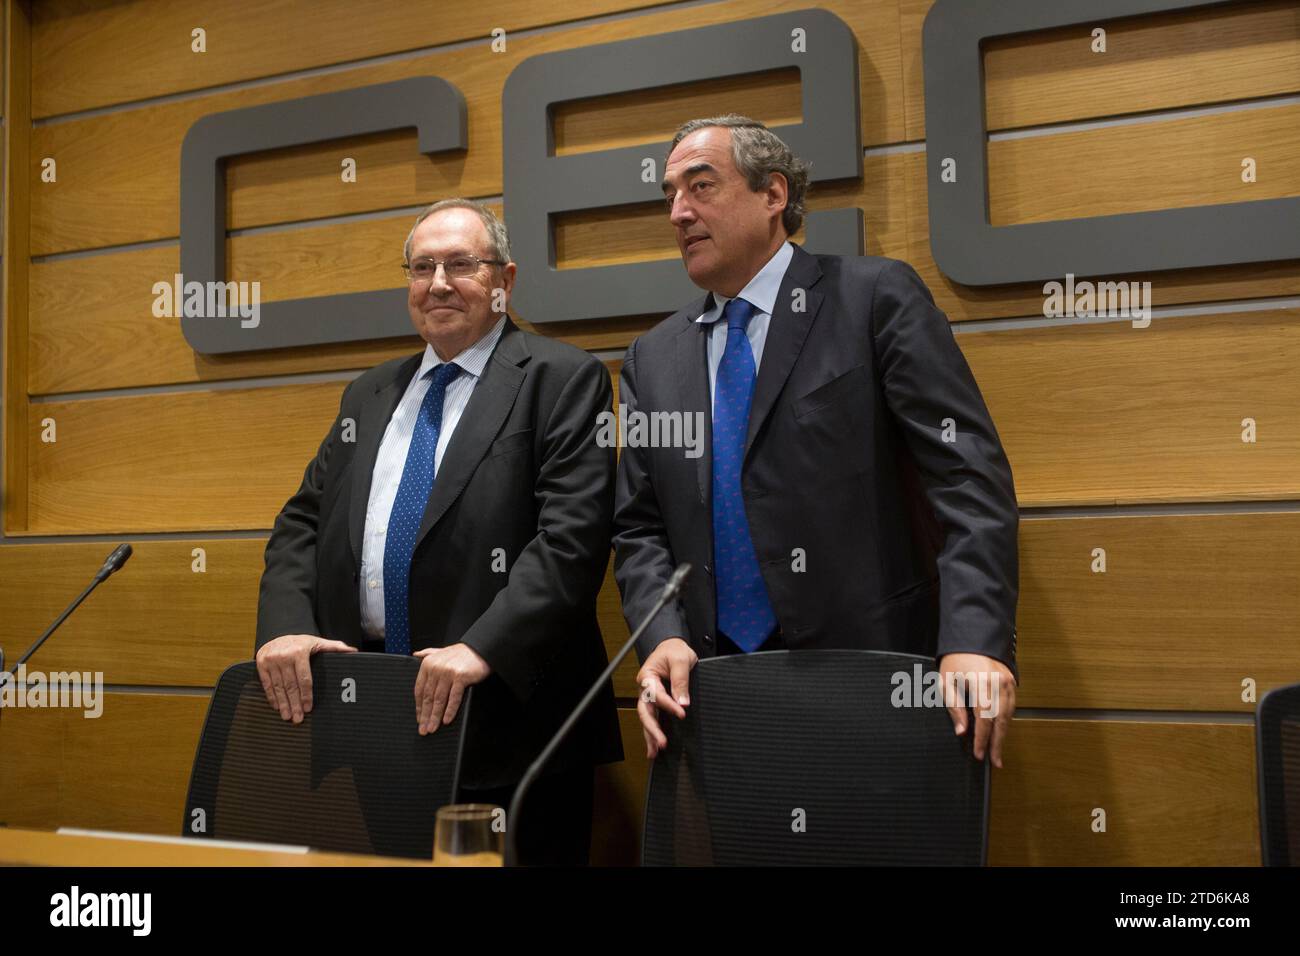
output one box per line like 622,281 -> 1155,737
0,544 -> 133,695
504,563 -> 691,867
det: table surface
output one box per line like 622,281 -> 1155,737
0,827 -> 433,866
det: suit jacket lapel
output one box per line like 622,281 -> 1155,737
413,321 -> 528,552
744,245 -> 824,460
675,295 -> 713,504
349,353 -> 422,571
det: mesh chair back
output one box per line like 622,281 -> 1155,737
643,650 -> 988,865
1257,681 -> 1300,866
184,653 -> 466,859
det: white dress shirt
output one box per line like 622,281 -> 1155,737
694,240 -> 794,418
359,317 -> 507,638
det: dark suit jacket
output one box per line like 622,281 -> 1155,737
256,320 -> 624,789
613,245 -> 1019,678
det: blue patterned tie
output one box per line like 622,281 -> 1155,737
384,361 -> 462,654
712,298 -> 777,652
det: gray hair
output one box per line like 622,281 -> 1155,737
403,198 -> 512,265
667,115 -> 810,235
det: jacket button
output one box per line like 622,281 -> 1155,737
703,564 -> 712,576
703,634 -> 712,644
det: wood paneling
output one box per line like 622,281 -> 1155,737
28,211 -> 651,395
4,510 -> 1296,709
0,700 -> 1262,866
597,555 -> 640,699
553,67 -> 801,156
28,148 -> 1300,396
0,693 -> 210,834
982,0 -> 1300,134
27,380 -> 347,532
26,310 -> 1300,533
989,719 -> 1259,866
901,0 -> 1300,140
30,0 -> 904,256
989,102 -> 1300,226
902,151 -> 1300,322
3,0 -> 31,532
0,541 -> 639,695
0,539 -> 262,686
30,0 -> 671,119
1017,512 -> 1300,711
962,309 -> 1300,506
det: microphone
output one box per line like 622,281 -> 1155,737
0,544 -> 133,699
504,563 -> 691,867
95,543 -> 134,582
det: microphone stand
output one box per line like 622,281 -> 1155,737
0,545 -> 134,706
504,563 -> 691,867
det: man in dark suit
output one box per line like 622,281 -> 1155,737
614,116 -> 1020,766
255,199 -> 622,864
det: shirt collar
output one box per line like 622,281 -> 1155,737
695,241 -> 795,324
416,315 -> 508,381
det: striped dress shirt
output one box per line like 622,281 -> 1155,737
359,316 -> 507,638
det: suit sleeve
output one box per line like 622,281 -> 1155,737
611,338 -> 690,662
870,259 -> 1020,680
254,381 -> 354,652
457,356 -> 615,702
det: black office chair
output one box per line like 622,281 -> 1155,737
1257,681 -> 1300,866
183,653 -> 467,859
643,649 -> 989,865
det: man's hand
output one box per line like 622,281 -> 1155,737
939,652 -> 1017,768
256,634 -> 357,724
413,643 -> 491,734
635,637 -> 698,759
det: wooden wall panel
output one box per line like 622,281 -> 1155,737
26,310 -> 1300,533
30,0 -> 904,256
0,543 -> 639,696
28,148 -> 1300,397
28,203 -> 647,395
0,693 -> 209,834
0,539 -> 262,686
27,380 -> 347,532
989,102 -> 1300,226
901,0 -> 1300,140
902,151 -> 1300,322
1017,513 -> 1300,711
30,0 -> 671,119
962,309 -> 1300,506
989,719 -> 1259,866
3,0 -> 31,532
1,702 -> 1261,866
4,519 -> 1296,710
982,0 -> 1300,133
28,242 -> 423,395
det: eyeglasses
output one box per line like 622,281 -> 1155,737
402,255 -> 505,284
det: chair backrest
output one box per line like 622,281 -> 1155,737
643,649 -> 989,865
1257,681 -> 1300,866
183,653 -> 467,859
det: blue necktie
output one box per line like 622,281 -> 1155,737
712,298 -> 777,652
384,361 -> 462,654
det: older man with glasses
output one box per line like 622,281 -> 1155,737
255,199 -> 623,865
